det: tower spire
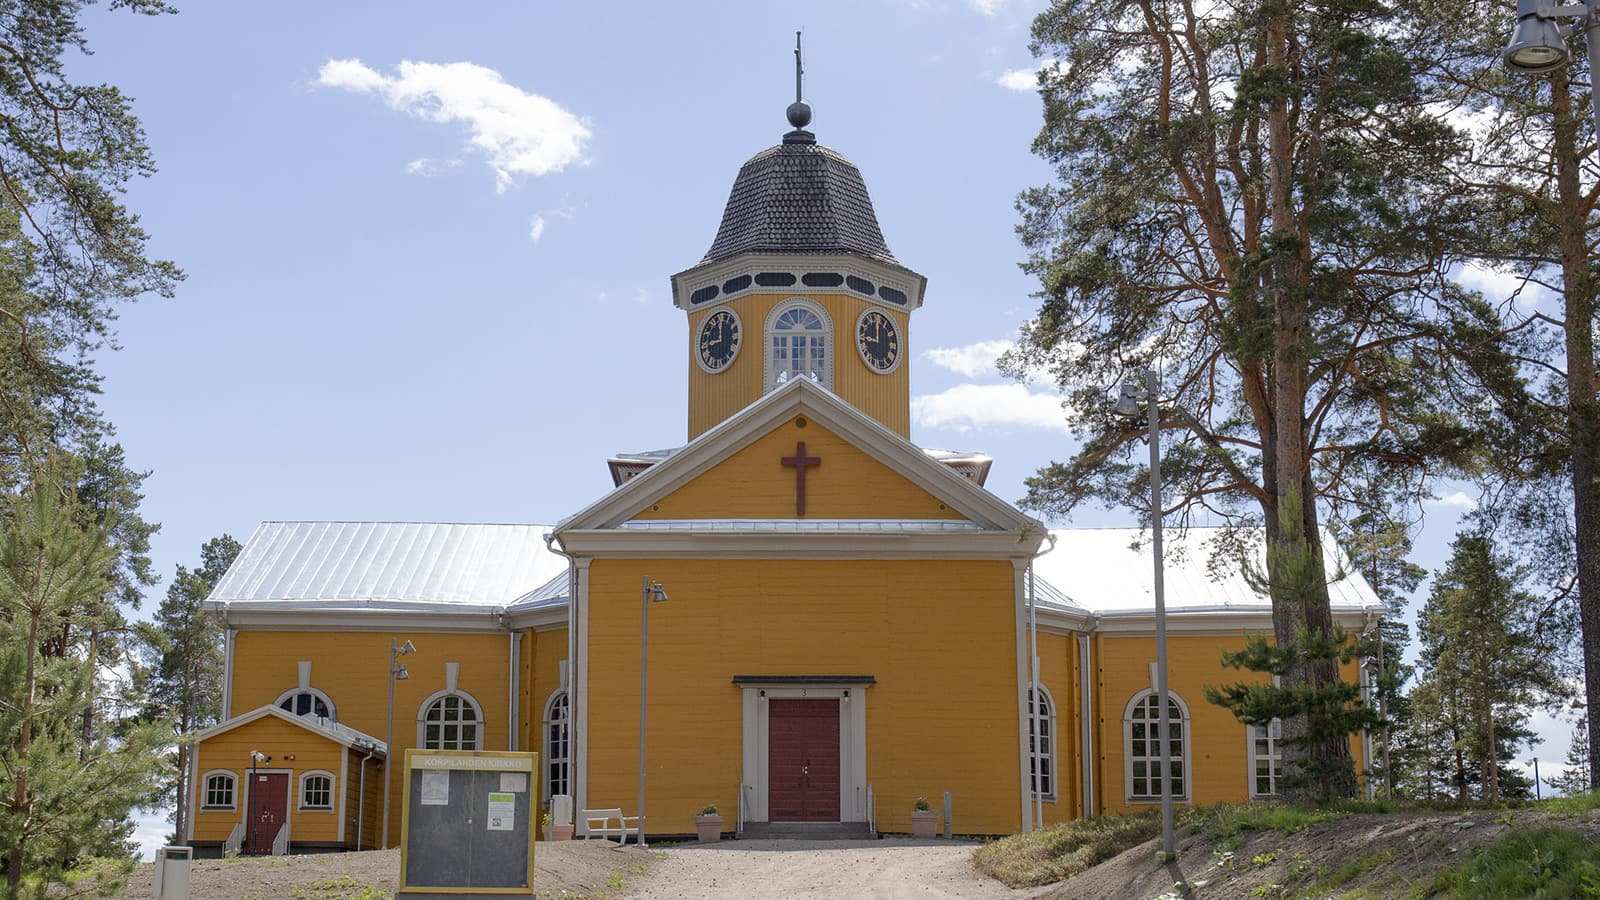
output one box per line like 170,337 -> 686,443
786,31 -> 812,131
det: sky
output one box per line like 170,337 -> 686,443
56,0 -> 1572,855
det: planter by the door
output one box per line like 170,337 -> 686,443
911,809 -> 939,838
543,823 -> 574,841
695,814 -> 724,842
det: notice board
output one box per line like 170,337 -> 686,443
397,749 -> 538,898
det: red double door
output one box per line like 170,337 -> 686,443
768,699 -> 840,822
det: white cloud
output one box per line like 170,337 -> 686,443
404,157 -> 462,177
996,67 -> 1039,92
969,0 -> 1004,14
318,58 -> 591,193
632,288 -> 651,305
1455,259 -> 1538,307
924,340 -> 1013,379
912,383 -> 1068,433
1431,490 -> 1478,510
528,215 -> 546,243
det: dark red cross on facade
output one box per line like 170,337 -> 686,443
781,441 -> 821,517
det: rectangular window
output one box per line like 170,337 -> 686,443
1249,719 -> 1282,798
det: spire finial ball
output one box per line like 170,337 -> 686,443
787,100 -> 812,129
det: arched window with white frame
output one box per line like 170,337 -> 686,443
1123,689 -> 1191,803
200,770 -> 237,810
1028,686 -> 1057,801
764,299 -> 832,392
418,690 -> 483,750
542,690 -> 571,805
274,687 -> 336,722
299,770 -> 335,811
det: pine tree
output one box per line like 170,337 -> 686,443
1410,532 -> 1569,801
1007,0 -> 1521,800
141,535 -> 241,844
1551,717 -> 1591,796
0,483 -> 166,892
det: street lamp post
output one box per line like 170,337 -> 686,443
383,638 -> 415,850
248,749 -> 269,855
1114,370 -> 1175,860
639,577 -> 669,847
1503,0 -> 1600,150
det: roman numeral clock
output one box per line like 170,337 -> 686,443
855,308 -> 900,373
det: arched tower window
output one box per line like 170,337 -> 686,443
275,687 -> 336,722
1123,689 -> 1191,803
543,691 -> 571,804
1028,686 -> 1057,801
417,691 -> 483,750
764,299 -> 832,392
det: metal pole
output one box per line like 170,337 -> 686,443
249,753 -> 258,855
1534,758 -> 1543,800
639,576 -> 649,848
1147,370 -> 1175,859
383,640 -> 395,850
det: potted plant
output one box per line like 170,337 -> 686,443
911,797 -> 938,838
695,804 -> 724,842
541,809 -> 573,841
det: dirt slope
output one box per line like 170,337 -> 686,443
1039,808 -> 1600,899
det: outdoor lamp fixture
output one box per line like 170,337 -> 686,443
1500,0 -> 1600,165
382,637 -> 416,850
639,577 -> 669,848
1111,370 -> 1175,860
1503,0 -> 1586,73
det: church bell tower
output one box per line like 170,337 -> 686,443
671,35 -> 927,441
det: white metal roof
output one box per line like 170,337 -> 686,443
1034,526 -> 1381,614
208,522 -> 566,609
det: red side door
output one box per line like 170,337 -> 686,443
768,699 -> 841,822
244,772 -> 289,854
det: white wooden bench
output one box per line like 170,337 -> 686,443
580,807 -> 641,845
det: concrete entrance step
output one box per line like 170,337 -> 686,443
739,822 -> 876,840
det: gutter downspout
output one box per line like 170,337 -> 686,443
504,615 -> 518,751
356,745 -> 377,849
1026,532 -> 1057,831
220,602 -> 235,720
544,531 -> 578,823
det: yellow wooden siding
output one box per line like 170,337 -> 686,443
1091,633 -> 1371,815
229,630 -> 512,846
633,417 -> 963,521
582,557 -> 1021,835
192,715 -> 347,844
344,746 -> 383,849
518,630 -> 535,752
530,628 -> 568,779
687,294 -> 910,440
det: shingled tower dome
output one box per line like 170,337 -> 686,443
699,130 -> 899,266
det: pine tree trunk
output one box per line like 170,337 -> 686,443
1550,70 -> 1600,794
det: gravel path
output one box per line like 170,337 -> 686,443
619,838 -> 1050,900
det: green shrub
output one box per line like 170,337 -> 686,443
972,812 -> 1159,887
1426,827 -> 1600,898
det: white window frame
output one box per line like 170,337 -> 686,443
1123,689 -> 1192,804
200,770 -> 237,810
1028,686 -> 1058,802
273,687 -> 337,722
417,689 -> 484,751
542,690 -> 571,807
1248,718 -> 1284,799
763,298 -> 833,392
298,770 -> 335,812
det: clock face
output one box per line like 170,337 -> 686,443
856,308 -> 901,373
697,308 -> 741,372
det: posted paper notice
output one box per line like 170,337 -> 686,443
420,771 -> 449,806
487,792 -> 515,831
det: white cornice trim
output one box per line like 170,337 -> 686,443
552,378 -> 1044,542
219,608 -> 511,633
553,528 -> 1042,559
670,251 -> 927,312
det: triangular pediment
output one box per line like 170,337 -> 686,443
555,379 -> 1039,537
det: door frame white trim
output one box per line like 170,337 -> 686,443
739,684 -> 868,823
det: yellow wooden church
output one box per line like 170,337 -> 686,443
185,94 -> 1381,855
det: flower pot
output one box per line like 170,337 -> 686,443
911,809 -> 939,838
543,823 -> 574,841
695,814 -> 724,842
